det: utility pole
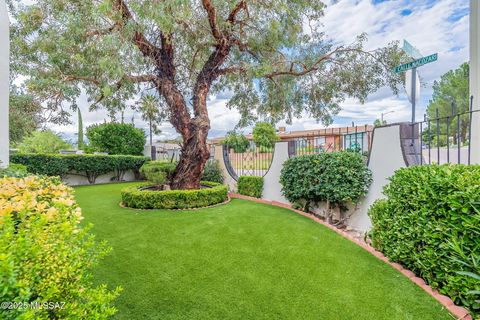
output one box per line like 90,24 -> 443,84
470,0 -> 480,164
0,0 -> 9,168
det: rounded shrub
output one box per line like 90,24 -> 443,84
86,122 -> 145,155
140,161 -> 177,185
368,164 -> 480,316
201,160 -> 224,184
121,181 -> 228,209
237,176 -> 263,198
280,151 -> 372,217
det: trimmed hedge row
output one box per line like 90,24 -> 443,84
11,153 -> 149,183
121,181 -> 228,209
368,164 -> 480,316
237,176 -> 263,198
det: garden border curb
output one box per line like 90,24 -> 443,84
229,192 -> 473,320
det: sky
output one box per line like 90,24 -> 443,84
48,0 -> 470,143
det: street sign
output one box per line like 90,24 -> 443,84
403,40 -> 422,59
393,53 -> 438,73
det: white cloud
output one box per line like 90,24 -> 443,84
47,0 -> 470,140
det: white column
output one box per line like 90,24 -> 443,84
0,0 -> 9,168
471,0 -> 480,164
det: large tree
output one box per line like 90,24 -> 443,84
9,0 -> 403,189
426,62 -> 469,144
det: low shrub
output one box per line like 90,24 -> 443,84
237,176 -> 263,198
0,163 -> 28,178
140,161 -> 177,185
280,152 -> 372,221
368,164 -> 480,316
201,160 -> 224,184
0,176 -> 120,319
121,181 -> 228,209
10,154 -> 148,183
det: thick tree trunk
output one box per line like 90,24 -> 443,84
171,127 -> 210,190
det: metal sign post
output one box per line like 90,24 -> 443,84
394,52 -> 438,123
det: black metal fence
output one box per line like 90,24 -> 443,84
222,141 -> 274,180
287,125 -> 373,158
406,97 -> 478,165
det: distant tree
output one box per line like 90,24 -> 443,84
86,123 -> 145,155
426,63 -> 469,144
9,0 -> 404,189
373,119 -> 387,127
136,95 -> 166,148
77,108 -> 85,149
17,130 -> 72,154
9,90 -> 42,145
222,131 -> 250,153
252,122 -> 279,149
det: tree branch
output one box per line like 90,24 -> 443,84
112,0 -> 161,60
227,1 -> 247,24
201,0 -> 223,41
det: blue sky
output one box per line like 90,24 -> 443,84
50,0 -> 470,141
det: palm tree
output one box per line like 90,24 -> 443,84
136,95 -> 165,159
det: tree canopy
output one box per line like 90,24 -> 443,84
86,122 -> 146,155
9,88 -> 43,145
17,130 -> 72,154
10,0 -> 403,126
9,0 -> 404,189
426,62 -> 469,144
252,122 -> 278,149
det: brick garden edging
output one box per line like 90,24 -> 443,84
229,192 -> 473,320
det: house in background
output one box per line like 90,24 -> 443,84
211,125 -> 373,153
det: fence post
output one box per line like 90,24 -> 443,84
0,0 -> 9,168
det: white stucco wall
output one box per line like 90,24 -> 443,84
61,170 -> 137,186
0,0 -> 9,168
348,124 -> 408,231
213,145 -> 237,191
470,0 -> 480,164
262,142 -> 289,203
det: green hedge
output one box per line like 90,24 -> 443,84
201,160 -> 224,184
368,164 -> 480,316
280,152 -> 372,211
237,176 -> 263,198
10,153 -> 149,183
121,181 -> 228,209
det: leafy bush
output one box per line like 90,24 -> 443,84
11,154 -> 148,183
201,160 -> 224,184
253,122 -> 279,149
237,176 -> 263,198
222,131 -> 250,153
368,164 -> 480,316
121,181 -> 228,209
280,152 -> 372,220
0,176 -> 120,319
86,123 -> 145,155
0,163 -> 28,178
140,161 -> 177,186
17,130 -> 72,154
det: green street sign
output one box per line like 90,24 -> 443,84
393,53 -> 438,73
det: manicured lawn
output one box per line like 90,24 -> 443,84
75,183 -> 451,320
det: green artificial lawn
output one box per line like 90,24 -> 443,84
75,183 -> 451,320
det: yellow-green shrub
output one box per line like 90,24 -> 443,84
0,176 -> 120,319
